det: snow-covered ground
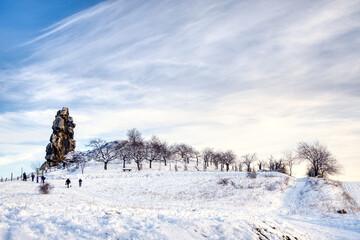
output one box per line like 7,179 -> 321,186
0,162 -> 359,240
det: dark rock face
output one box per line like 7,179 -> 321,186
45,107 -> 76,166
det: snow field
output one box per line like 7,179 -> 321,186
0,162 -> 360,240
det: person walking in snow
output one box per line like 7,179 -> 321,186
41,175 -> 46,184
36,175 -> 39,183
65,178 -> 71,188
79,179 -> 82,187
31,173 -> 35,182
23,172 -> 27,181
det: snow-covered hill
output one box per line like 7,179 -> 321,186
0,162 -> 359,240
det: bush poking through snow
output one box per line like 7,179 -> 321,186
38,183 -> 54,194
217,178 -> 230,186
247,171 -> 257,179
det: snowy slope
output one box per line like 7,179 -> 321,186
0,163 -> 359,240
343,182 -> 360,207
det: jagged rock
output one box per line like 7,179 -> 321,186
45,107 -> 76,167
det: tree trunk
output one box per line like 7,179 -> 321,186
164,158 -> 167,166
123,159 -> 126,168
104,161 -> 108,170
149,160 -> 152,169
137,161 -> 141,171
226,164 -> 229,172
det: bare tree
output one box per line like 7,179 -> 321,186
297,141 -> 342,177
159,142 -> 174,166
70,151 -> 87,174
31,160 -> 44,172
202,148 -> 214,170
257,159 -> 267,171
115,140 -> 131,168
87,138 -> 117,170
146,135 -> 162,169
193,149 -> 201,167
268,155 -> 275,171
242,153 -> 257,172
174,143 -> 194,170
127,129 -> 146,170
282,150 -> 297,176
222,150 -> 236,171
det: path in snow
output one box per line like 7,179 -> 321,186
280,177 -> 306,215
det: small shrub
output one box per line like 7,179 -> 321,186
38,183 -> 54,194
266,183 -> 276,191
217,178 -> 230,186
265,174 -> 275,178
247,171 -> 257,179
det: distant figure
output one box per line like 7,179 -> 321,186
65,178 -> 71,188
36,176 -> 39,183
41,175 -> 46,184
31,173 -> 35,182
79,179 -> 82,187
23,172 -> 27,181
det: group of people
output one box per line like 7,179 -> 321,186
22,171 -> 82,188
22,172 -> 46,183
65,178 -> 82,188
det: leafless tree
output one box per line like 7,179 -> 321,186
268,155 -> 275,171
297,141 -> 342,177
212,151 -> 222,170
146,135 -> 162,169
202,148 -> 214,170
127,129 -> 146,171
159,142 -> 174,166
242,153 -> 257,172
115,140 -> 131,168
282,150 -> 297,176
222,150 -> 236,171
257,159 -> 267,171
193,149 -> 201,167
70,151 -> 87,174
31,160 -> 44,172
174,143 -> 194,166
87,138 -> 117,170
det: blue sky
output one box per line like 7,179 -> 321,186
1,0 -> 360,180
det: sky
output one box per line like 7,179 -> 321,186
0,0 -> 359,181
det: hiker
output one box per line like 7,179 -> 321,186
31,173 -> 35,182
65,178 -> 71,188
41,175 -> 46,184
23,172 -> 27,181
36,175 -> 39,183
79,179 -> 82,187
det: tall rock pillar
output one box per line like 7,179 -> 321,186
45,107 -> 76,166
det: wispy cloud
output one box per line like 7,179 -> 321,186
1,0 -> 360,180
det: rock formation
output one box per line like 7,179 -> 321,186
45,107 -> 76,167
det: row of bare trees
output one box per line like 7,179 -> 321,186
68,128 -> 342,177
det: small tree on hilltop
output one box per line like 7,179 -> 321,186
242,153 -> 257,172
222,150 -> 236,172
127,128 -> 146,171
115,140 -> 131,168
159,142 -> 174,167
146,135 -> 162,169
297,141 -> 342,177
282,150 -> 297,176
202,148 -> 214,170
70,151 -> 88,174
